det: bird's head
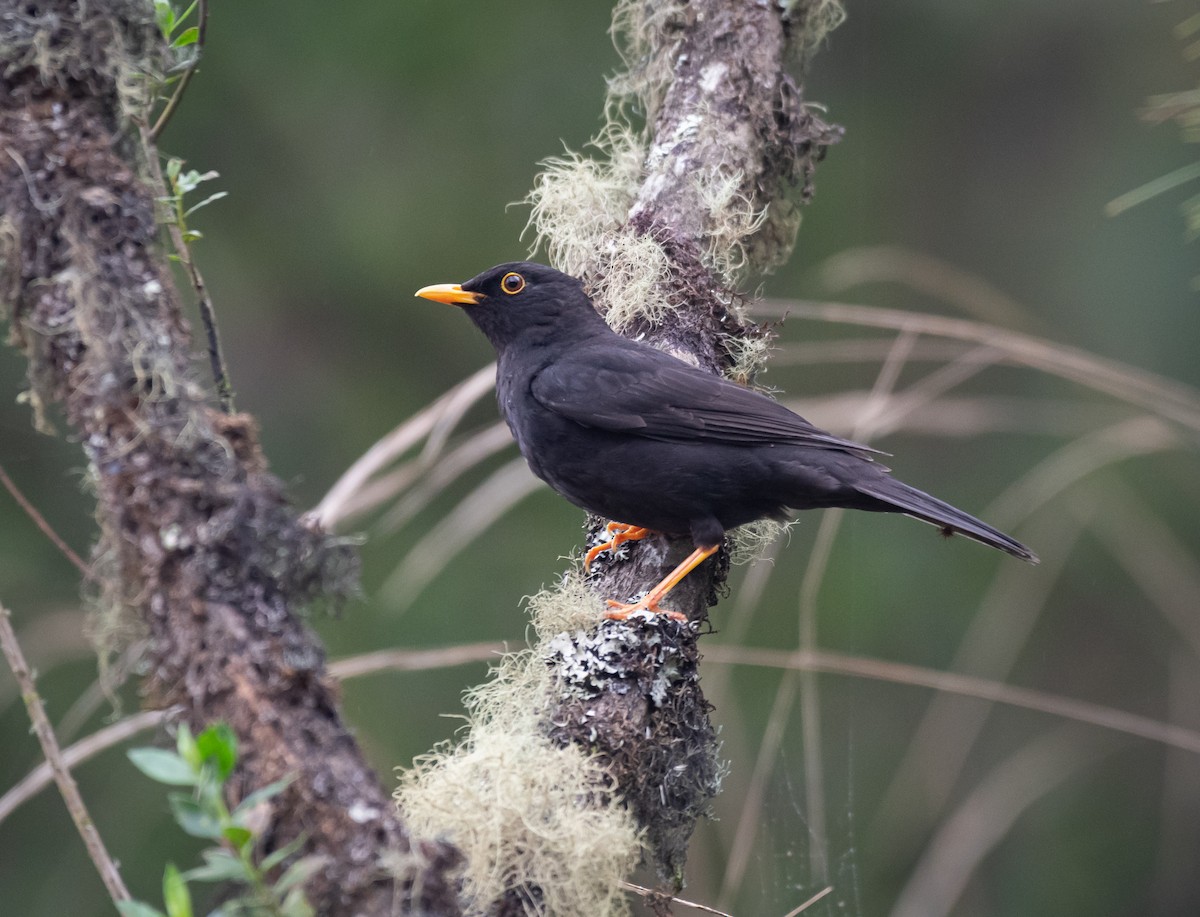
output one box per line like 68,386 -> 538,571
416,262 -> 602,352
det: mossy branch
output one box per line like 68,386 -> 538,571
397,1 -> 843,914
0,3 -> 460,914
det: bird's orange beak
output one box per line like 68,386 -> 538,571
414,283 -> 482,306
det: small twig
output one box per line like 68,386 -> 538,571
0,601 -> 131,902
621,880 -> 734,916
139,121 -> 234,413
0,709 -> 168,826
327,642 -> 506,680
0,463 -> 90,578
780,886 -> 834,917
619,881 -> 831,917
149,0 -> 209,141
312,363 -> 496,529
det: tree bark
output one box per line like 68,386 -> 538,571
0,3 -> 461,913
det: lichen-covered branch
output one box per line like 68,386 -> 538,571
0,3 -> 460,914
540,0 -> 842,870
398,0 -> 843,912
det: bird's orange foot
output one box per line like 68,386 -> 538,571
599,542 -> 719,624
584,523 -> 652,569
604,597 -> 687,623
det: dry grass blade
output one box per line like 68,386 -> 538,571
328,642 -> 506,680
727,332 -> 927,903
1082,478 -> 1200,659
789,392 -> 1131,439
702,645 -> 1200,754
312,363 -> 496,529
781,886 -> 834,916
0,709 -> 167,826
864,344 -> 1000,440
873,509 -> 1086,842
818,245 -> 1035,327
889,728 -> 1110,917
381,458 -> 542,611
377,422 -> 514,533
774,337 -> 977,367
757,299 -> 1200,432
985,415 -> 1180,531
718,668 -> 801,911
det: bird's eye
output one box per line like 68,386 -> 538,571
500,272 -> 526,295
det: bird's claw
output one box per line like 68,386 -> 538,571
584,523 -> 651,569
603,597 -> 687,623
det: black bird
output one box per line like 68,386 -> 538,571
416,262 -> 1037,619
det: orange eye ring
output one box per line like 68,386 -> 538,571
500,272 -> 526,295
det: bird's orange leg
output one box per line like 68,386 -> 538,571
584,522 -> 653,568
604,543 -> 720,622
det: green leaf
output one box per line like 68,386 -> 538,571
259,833 -> 307,873
176,723 -> 200,770
183,191 -> 229,218
233,776 -> 293,818
153,0 -> 175,39
176,169 -> 219,195
274,855 -> 327,895
182,849 -> 246,884
128,748 -> 196,786
165,157 -> 183,182
118,903 -> 167,917
173,26 -> 200,47
279,887 -> 314,917
163,863 -> 193,917
196,723 -> 238,779
222,825 -> 253,850
169,795 -> 222,839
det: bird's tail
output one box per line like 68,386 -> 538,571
854,477 -> 1039,564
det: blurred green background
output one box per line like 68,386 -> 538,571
3,1 -> 1199,915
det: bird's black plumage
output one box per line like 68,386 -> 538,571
416,262 -> 1037,574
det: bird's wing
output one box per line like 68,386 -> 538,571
530,342 -> 882,456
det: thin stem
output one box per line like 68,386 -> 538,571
140,121 -> 235,413
0,464 -> 90,578
1105,159 -> 1200,217
149,0 -> 210,141
0,602 -> 130,902
701,644 -> 1200,755
757,298 -> 1200,433
0,710 -> 168,826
